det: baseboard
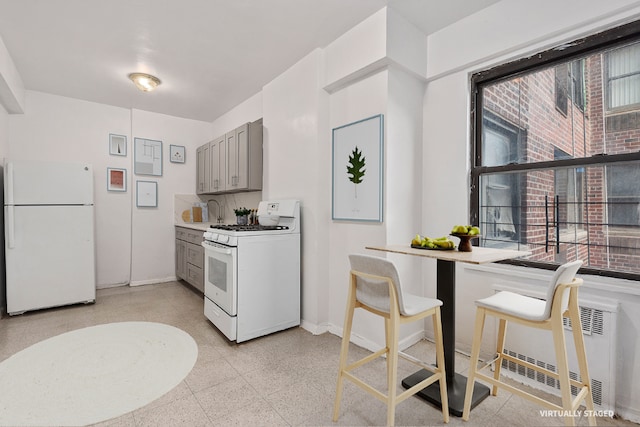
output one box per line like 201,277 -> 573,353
327,323 -> 424,353
96,282 -> 129,290
129,277 -> 177,287
616,405 -> 640,424
300,319 -> 330,335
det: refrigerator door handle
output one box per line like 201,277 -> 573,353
7,205 -> 15,249
6,161 -> 14,205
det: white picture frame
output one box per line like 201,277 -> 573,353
136,180 -> 157,207
332,114 -> 384,222
109,134 -> 127,156
170,145 -> 186,163
107,167 -> 127,192
134,138 -> 162,176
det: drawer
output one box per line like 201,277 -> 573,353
186,243 -> 204,268
186,263 -> 204,293
175,227 -> 188,241
186,230 -> 204,245
204,297 -> 236,341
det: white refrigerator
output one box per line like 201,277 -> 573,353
4,160 -> 96,315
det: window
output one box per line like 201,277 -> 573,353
606,43 -> 640,111
555,60 -> 585,115
471,21 -> 640,279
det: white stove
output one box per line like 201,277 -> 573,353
201,199 -> 301,342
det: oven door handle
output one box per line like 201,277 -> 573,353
202,242 -> 234,255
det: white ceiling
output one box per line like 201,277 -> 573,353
0,0 -> 499,122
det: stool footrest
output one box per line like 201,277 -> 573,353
481,352 -> 588,390
475,371 -> 563,411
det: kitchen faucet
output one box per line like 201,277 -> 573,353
207,199 -> 224,223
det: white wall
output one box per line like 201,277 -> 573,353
426,0 -> 640,80
210,92 -> 262,139
129,109 -> 211,285
0,35 -> 25,114
327,70 -> 390,346
0,104 -> 7,313
6,91 -> 211,288
0,104 -> 8,155
262,49 -> 331,331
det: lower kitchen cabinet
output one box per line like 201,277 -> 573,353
175,226 -> 204,293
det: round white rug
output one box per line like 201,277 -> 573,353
0,321 -> 198,426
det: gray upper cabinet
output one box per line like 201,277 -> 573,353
196,143 -> 210,194
210,134 -> 225,192
196,118 -> 262,194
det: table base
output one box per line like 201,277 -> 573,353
402,369 -> 490,417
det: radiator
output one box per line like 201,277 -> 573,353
491,284 -> 618,411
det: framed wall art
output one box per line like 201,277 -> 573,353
170,145 -> 185,163
332,114 -> 384,222
109,134 -> 127,156
136,180 -> 158,207
107,167 -> 127,192
134,138 -> 162,176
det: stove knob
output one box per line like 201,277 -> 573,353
203,231 -> 213,240
218,234 -> 229,243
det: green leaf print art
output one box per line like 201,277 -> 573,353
346,146 -> 366,198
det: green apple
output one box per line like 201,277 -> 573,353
468,226 -> 480,236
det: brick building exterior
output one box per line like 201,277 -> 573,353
481,45 -> 640,274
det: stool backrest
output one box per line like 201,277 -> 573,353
348,254 -> 406,315
543,260 -> 583,319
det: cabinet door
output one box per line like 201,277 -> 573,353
235,123 -> 249,190
186,263 -> 204,293
186,242 -> 204,268
225,130 -> 238,190
202,143 -> 210,193
196,143 -> 211,194
175,239 -> 187,279
196,146 -> 204,194
209,135 -> 226,192
226,124 -> 249,191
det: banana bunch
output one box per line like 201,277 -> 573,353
411,234 -> 455,249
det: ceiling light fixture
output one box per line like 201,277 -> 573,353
128,72 -> 161,92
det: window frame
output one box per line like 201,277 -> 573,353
470,19 -> 640,281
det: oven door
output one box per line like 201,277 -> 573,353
202,240 -> 237,316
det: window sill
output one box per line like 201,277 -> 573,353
462,262 -> 640,296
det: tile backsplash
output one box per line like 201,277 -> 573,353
174,192 -> 262,225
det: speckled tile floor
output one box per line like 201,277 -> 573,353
0,281 -> 637,427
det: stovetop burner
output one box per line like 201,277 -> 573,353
209,224 -> 289,232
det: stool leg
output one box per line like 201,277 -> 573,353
433,307 -> 450,423
386,312 -> 400,426
463,308 -> 486,421
569,294 -> 596,426
333,280 -> 357,422
551,314 -> 576,427
493,318 -> 507,396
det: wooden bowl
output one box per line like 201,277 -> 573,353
450,234 -> 480,252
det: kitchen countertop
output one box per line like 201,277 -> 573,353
175,222 -> 219,232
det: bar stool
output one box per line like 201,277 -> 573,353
333,254 -> 450,426
462,260 -> 596,426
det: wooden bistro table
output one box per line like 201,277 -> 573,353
366,244 -> 531,417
